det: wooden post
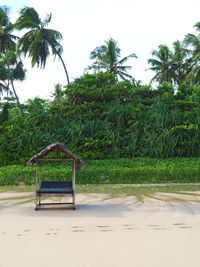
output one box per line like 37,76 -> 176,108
72,160 -> 76,190
39,161 -> 41,186
35,161 -> 39,210
38,161 -> 41,206
72,160 -> 76,209
36,161 -> 39,191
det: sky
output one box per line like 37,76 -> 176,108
1,0 -> 200,102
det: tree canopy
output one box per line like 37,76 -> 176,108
0,6 -> 17,55
15,7 -> 70,84
88,38 -> 137,81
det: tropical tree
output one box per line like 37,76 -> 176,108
51,83 -> 64,103
147,44 -> 176,84
88,38 -> 137,81
147,41 -> 191,85
0,6 -> 18,55
184,22 -> 200,84
0,5 -> 19,99
171,40 -> 191,84
0,50 -> 25,115
15,7 -> 70,84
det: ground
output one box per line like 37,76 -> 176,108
1,192 -> 200,267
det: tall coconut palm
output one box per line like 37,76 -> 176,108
0,6 -> 18,55
184,22 -> 200,84
147,44 -> 177,84
0,50 -> 25,115
88,38 -> 137,81
15,7 -> 70,84
0,6 -> 22,106
171,40 -> 191,84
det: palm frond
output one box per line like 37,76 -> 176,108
43,13 -> 52,27
149,72 -> 162,83
15,7 -> 41,30
147,58 -> 163,67
184,34 -> 200,48
0,6 -> 9,27
0,7 -> 17,54
0,82 -> 8,93
116,65 -> 132,71
193,21 -> 200,32
106,38 -> 119,66
90,45 -> 107,60
117,70 -> 133,79
118,53 -> 137,65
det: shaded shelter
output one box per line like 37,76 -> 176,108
27,142 -> 85,210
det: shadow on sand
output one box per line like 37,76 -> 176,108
18,203 -> 134,218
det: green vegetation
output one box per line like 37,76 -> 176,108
0,73 -> 199,164
88,38 -> 137,80
147,41 -> 189,85
0,158 -> 200,186
0,5 -> 200,188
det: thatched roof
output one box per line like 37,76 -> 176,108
27,142 -> 85,170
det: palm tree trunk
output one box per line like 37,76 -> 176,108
10,80 -> 24,116
57,53 -> 70,85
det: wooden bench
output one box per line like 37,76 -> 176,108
35,181 -> 75,210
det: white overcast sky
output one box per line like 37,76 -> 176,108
1,0 -> 200,102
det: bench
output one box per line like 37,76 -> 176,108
35,181 -> 75,210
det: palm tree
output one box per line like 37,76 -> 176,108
51,83 -> 64,103
15,7 -> 70,84
147,44 -> 176,84
0,50 -> 25,115
171,40 -> 191,84
184,22 -> 200,84
0,6 -> 23,110
88,38 -> 137,81
0,6 -> 18,55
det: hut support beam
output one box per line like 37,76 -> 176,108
35,162 -> 39,210
72,160 -> 76,209
38,161 -> 41,206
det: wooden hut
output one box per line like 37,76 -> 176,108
27,142 -> 85,210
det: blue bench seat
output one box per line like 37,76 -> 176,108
37,181 -> 74,194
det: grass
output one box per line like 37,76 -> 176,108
0,157 -> 200,186
2,183 -> 200,194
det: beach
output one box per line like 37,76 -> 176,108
1,192 -> 200,267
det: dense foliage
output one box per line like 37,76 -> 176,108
0,72 -> 199,165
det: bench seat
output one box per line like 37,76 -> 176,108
37,181 -> 74,194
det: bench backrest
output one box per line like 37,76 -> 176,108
40,181 -> 72,188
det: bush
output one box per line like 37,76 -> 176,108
0,74 -> 200,163
1,158 -> 200,186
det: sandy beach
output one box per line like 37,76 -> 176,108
1,192 -> 200,267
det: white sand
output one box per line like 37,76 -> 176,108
1,192 -> 200,267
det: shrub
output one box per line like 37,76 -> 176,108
1,158 -> 200,186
